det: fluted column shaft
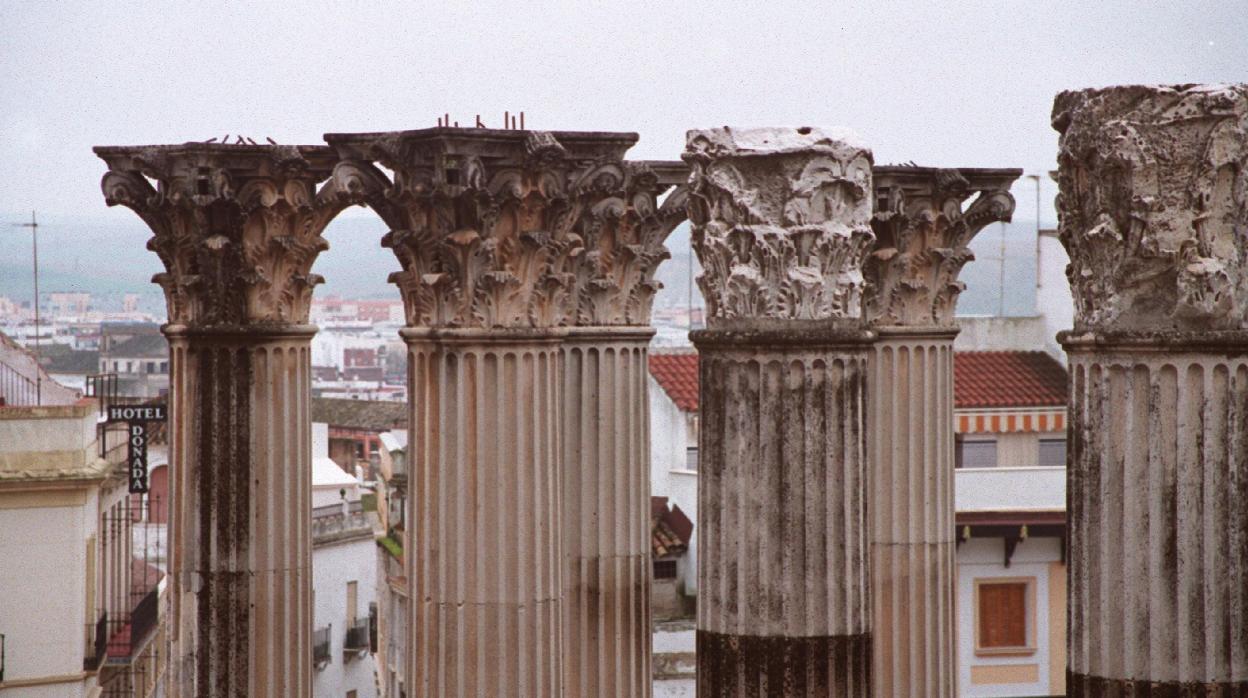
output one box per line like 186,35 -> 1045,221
405,329 -> 563,696
166,328 -> 314,696
1054,84 -> 1248,692
693,331 -> 874,695
868,330 -> 957,696
562,329 -> 653,697
1065,341 -> 1248,694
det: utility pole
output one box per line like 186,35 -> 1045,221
688,236 -> 695,330
12,211 -> 41,405
1029,174 -> 1042,291
998,220 -> 1006,317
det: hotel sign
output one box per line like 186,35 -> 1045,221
106,405 -> 167,494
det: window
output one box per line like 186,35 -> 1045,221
346,581 -> 358,624
955,438 -> 998,468
347,692 -> 357,698
975,579 -> 1033,654
653,559 -> 678,579
684,447 -> 699,472
1038,438 -> 1066,467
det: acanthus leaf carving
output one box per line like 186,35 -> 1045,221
329,130 -> 682,329
863,168 -> 1019,327
95,144 -> 350,328
684,126 -> 875,323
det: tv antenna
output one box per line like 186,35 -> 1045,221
10,211 -> 41,405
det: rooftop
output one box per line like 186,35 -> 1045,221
311,396 -> 407,432
648,349 -> 1070,413
953,351 -> 1068,409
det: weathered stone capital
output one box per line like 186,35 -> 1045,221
326,128 -> 681,330
569,159 -> 687,326
95,143 -> 350,328
683,126 -> 876,325
1053,83 -> 1248,333
864,167 -> 1020,327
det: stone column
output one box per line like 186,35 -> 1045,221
562,166 -> 688,698
95,143 -> 350,696
685,126 -> 877,696
325,128 -> 648,696
1053,84 -> 1248,693
863,168 -> 1018,697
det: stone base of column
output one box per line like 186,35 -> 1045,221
697,631 -> 871,695
692,326 -> 875,698
563,329 -> 653,698
1067,673 -> 1248,696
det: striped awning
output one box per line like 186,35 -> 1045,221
956,408 -> 1066,434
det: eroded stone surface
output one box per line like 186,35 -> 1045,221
1055,83 -> 1248,691
684,127 -> 875,323
1052,84 -> 1248,333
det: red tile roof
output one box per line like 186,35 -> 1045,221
648,352 -> 700,412
648,349 -> 1069,411
651,496 -> 693,558
953,351 -> 1068,409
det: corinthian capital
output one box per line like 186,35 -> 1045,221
863,167 -> 1020,327
568,159 -> 687,326
95,143 -> 349,328
684,126 -> 875,324
1053,83 -> 1248,333
325,128 -> 661,329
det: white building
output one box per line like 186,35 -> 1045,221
955,466 -> 1066,696
647,351 -> 699,597
0,393 -> 152,696
311,422 -> 378,698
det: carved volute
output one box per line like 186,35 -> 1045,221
96,143 -> 350,328
864,167 -> 1019,327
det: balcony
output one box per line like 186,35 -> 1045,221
343,617 -> 370,660
954,465 -> 1065,514
84,612 -> 108,671
312,502 -> 371,544
313,625 -> 332,669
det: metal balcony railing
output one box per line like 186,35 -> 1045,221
313,625 -> 332,667
344,616 -> 370,654
84,612 -> 108,671
0,359 -> 39,407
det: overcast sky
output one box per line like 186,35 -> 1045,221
1,1 -> 1244,223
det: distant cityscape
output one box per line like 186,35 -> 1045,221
1,213 -> 1047,377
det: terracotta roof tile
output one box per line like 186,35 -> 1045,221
953,351 -> 1068,409
648,352 -> 699,412
651,496 -> 693,558
648,349 -> 1068,411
